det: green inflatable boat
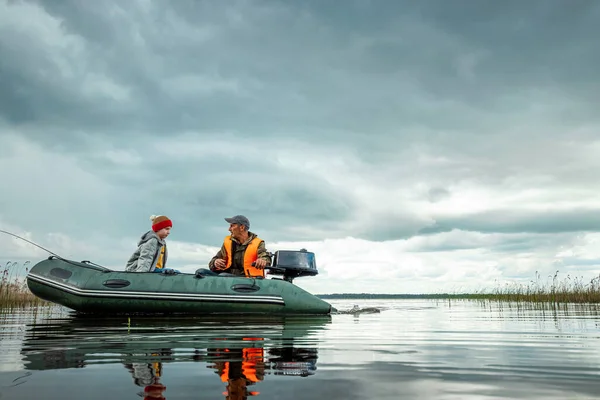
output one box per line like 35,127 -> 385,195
26,250 -> 335,315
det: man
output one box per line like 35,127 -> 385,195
208,215 -> 271,277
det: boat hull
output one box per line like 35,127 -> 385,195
26,258 -> 334,315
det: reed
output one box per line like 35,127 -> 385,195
454,271 -> 600,304
0,260 -> 48,309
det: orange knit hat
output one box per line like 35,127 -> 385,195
150,215 -> 172,232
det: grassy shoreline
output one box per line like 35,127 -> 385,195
0,283 -> 48,309
1,261 -> 48,310
319,272 -> 600,304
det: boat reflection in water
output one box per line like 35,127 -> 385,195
20,313 -> 330,399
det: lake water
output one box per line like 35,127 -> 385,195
1,299 -> 600,400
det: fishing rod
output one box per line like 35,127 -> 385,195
0,229 -> 65,259
0,229 -> 107,269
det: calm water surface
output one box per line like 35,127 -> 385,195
1,299 -> 600,399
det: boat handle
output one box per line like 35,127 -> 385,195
102,279 -> 131,288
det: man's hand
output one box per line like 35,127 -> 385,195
254,258 -> 267,269
214,259 -> 227,270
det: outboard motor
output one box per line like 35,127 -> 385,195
266,249 -> 318,283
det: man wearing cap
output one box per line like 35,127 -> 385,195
208,215 -> 271,277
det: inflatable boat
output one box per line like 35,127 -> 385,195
26,249 -> 334,315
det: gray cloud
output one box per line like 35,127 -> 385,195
1,0 -> 600,288
427,187 -> 450,203
4,0 -> 598,145
420,208 -> 600,236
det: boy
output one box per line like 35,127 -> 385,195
125,215 -> 178,274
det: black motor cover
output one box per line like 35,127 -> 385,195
267,249 -> 318,282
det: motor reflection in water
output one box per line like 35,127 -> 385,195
20,313 -> 329,399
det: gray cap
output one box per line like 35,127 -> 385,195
225,215 -> 250,229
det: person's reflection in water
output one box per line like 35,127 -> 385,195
211,338 -> 264,400
142,383 -> 167,400
124,357 -> 167,400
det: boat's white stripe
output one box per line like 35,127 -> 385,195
27,273 -> 285,304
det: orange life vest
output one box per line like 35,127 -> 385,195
223,236 -> 264,278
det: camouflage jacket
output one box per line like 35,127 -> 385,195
208,232 -> 271,276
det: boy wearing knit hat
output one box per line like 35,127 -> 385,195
125,215 -> 178,273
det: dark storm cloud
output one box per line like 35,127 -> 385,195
2,0 -> 598,150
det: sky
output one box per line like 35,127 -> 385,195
1,0 -> 600,294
